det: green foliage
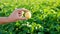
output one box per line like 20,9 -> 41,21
0,0 -> 60,34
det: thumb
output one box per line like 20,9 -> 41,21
18,17 -> 27,20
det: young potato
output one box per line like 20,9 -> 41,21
25,11 -> 31,19
21,9 -> 31,19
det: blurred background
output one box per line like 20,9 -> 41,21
0,0 -> 60,34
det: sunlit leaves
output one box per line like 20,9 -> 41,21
0,0 -> 60,34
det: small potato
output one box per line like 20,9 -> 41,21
25,11 -> 31,19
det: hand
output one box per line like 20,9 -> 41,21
8,8 -> 29,22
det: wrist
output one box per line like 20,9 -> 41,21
7,17 -> 13,22
8,17 -> 16,22
0,17 -> 11,24
5,17 -> 11,22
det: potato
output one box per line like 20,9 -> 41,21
21,11 -> 31,19
25,11 -> 31,19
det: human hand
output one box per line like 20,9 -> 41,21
8,8 -> 29,22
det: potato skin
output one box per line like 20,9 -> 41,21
25,11 -> 31,19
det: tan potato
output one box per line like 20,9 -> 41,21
25,11 -> 31,19
21,10 -> 31,19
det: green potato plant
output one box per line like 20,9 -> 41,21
0,0 -> 60,34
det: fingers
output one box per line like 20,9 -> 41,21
21,8 -> 30,12
18,17 -> 27,20
18,11 -> 24,17
14,8 -> 30,13
13,8 -> 30,20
